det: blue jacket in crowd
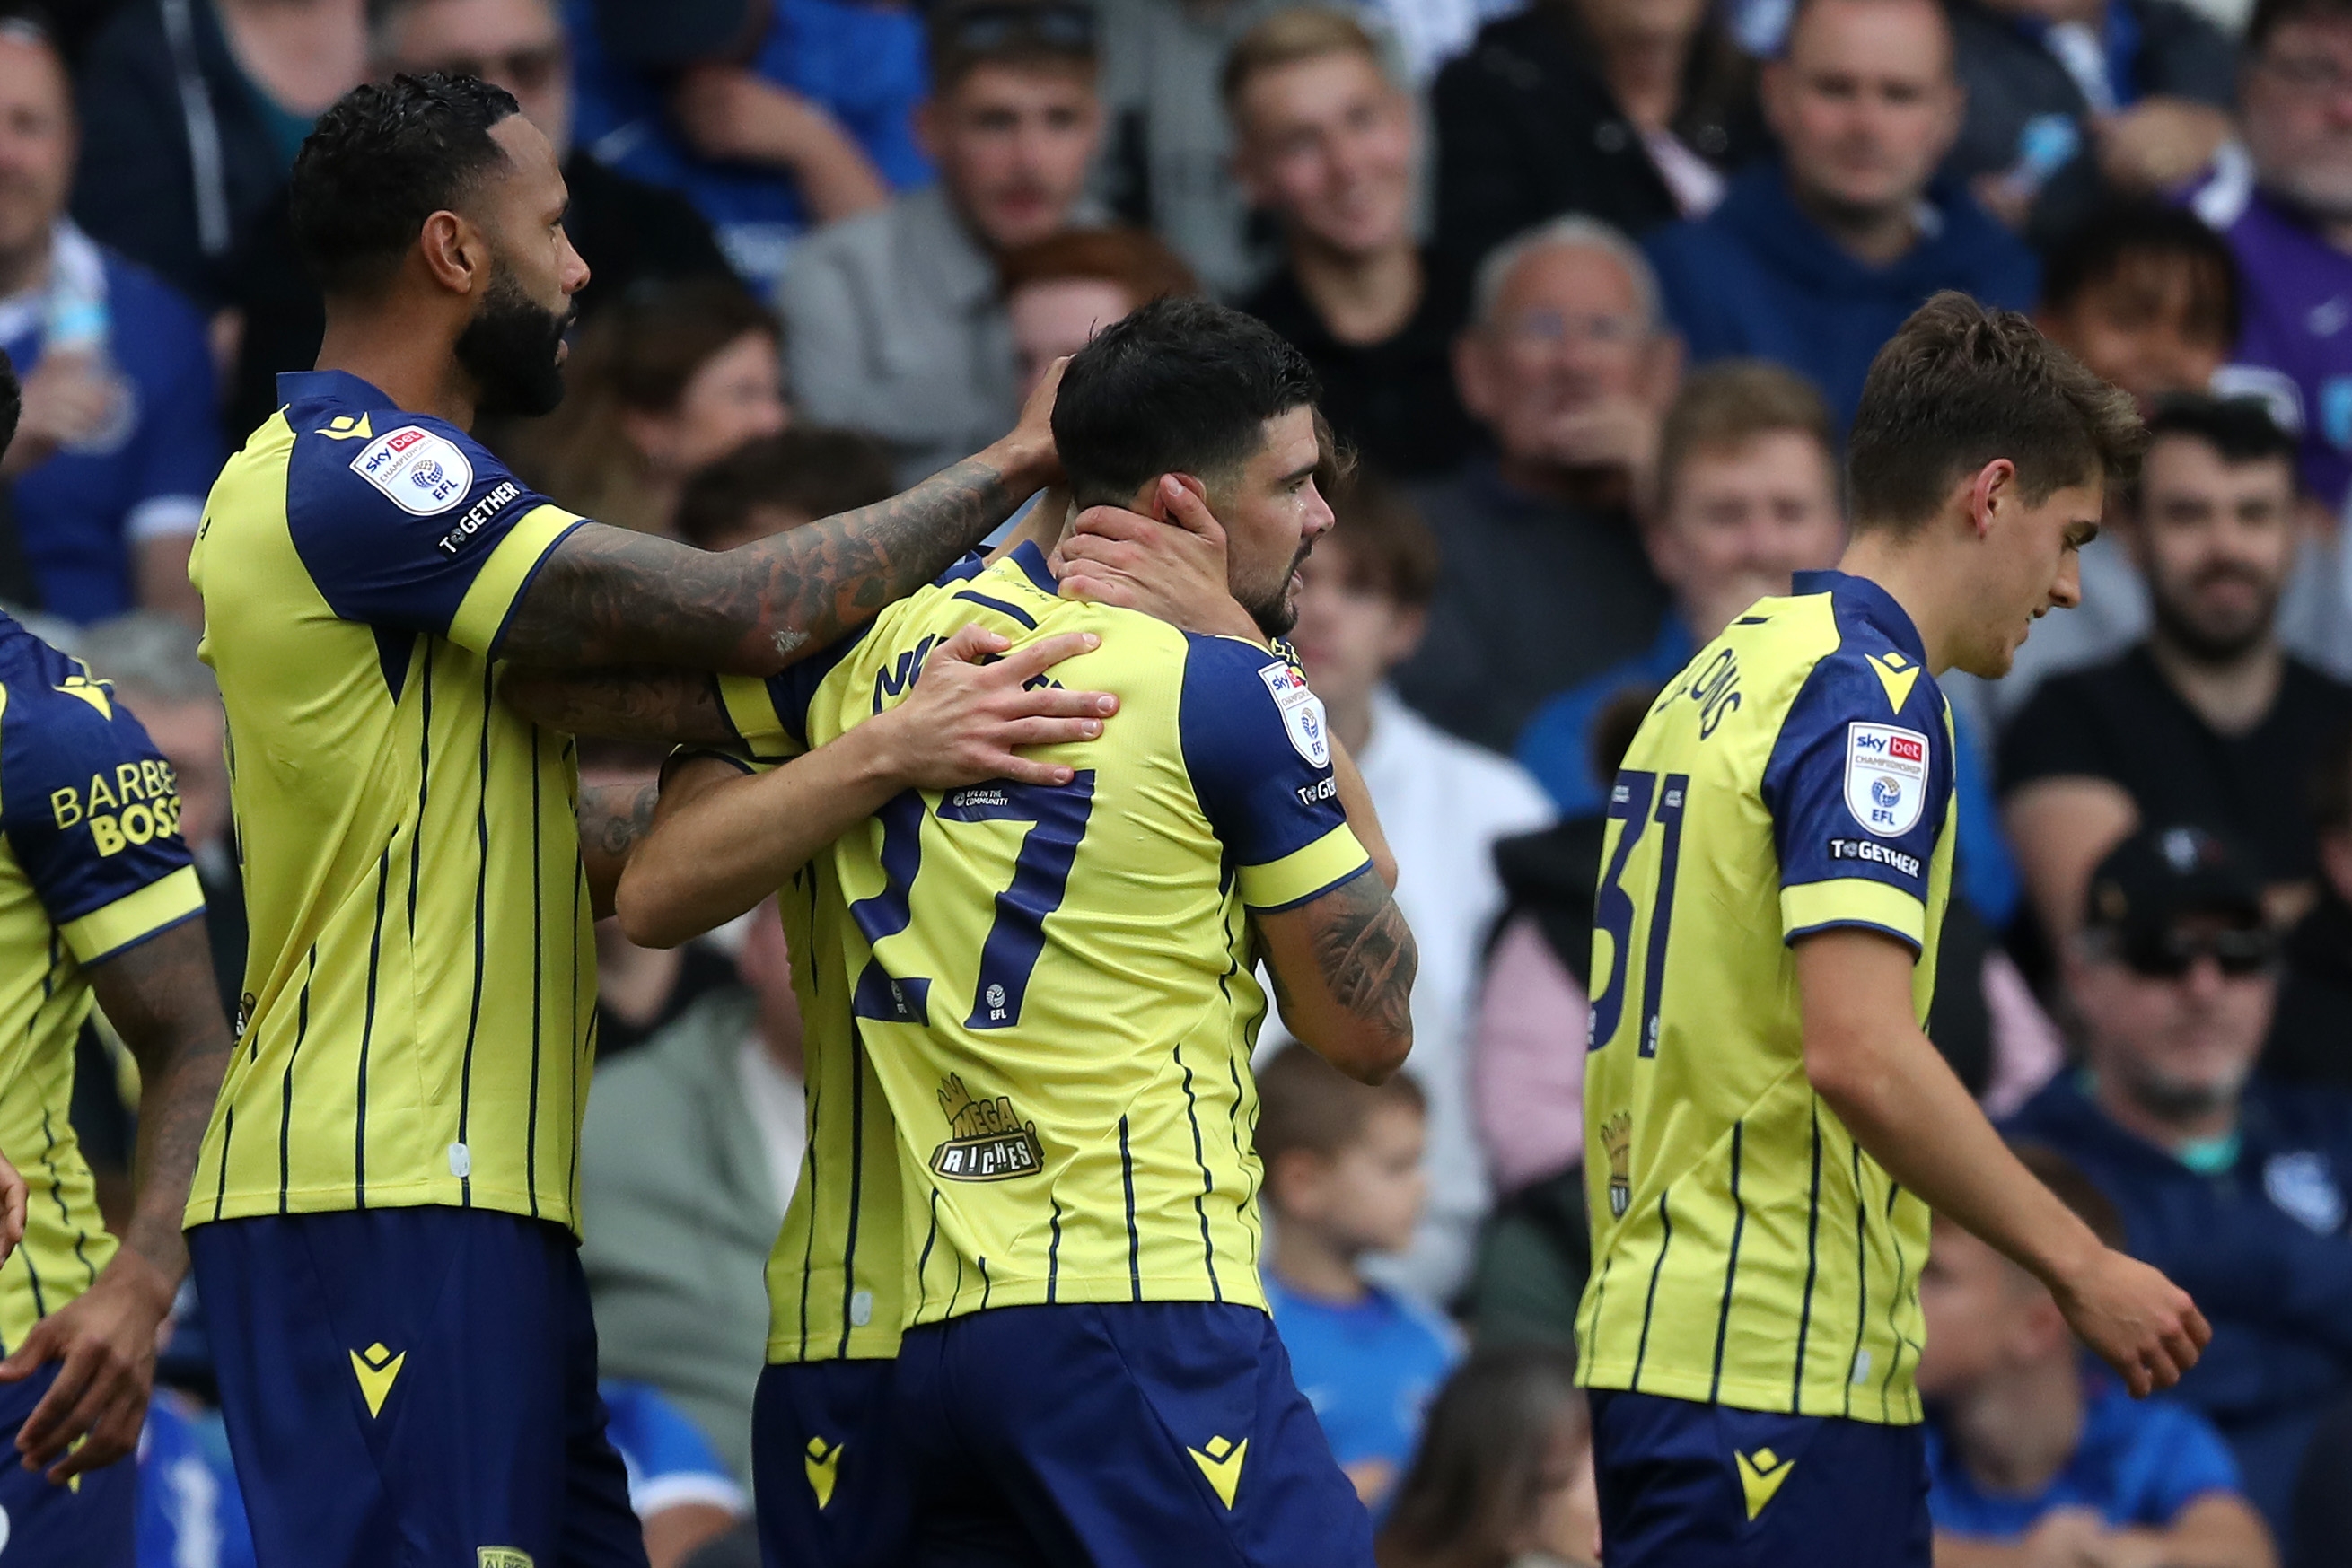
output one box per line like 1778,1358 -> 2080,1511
2005,1073 -> 2352,1538
1646,162 -> 2040,430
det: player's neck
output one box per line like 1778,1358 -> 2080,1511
1268,1219 -> 1371,1306
315,311 -> 478,430
1831,534 -> 1957,674
1945,1359 -> 2085,1498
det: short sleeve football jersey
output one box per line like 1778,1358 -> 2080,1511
1577,569 -> 1955,1425
187,371 -> 596,1231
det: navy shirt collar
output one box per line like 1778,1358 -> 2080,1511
1009,539 -> 1058,594
1794,568 -> 1928,667
276,368 -> 403,413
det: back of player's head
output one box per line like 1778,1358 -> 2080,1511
676,427 -> 899,550
1051,296 -> 1321,506
1252,1044 -> 1424,1179
1847,292 -> 2144,533
2143,392 -> 2300,473
1380,1345 -> 1587,1565
2041,202 -> 2242,346
291,73 -> 522,297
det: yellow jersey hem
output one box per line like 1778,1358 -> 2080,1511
765,1327 -> 905,1364
1575,1361 -> 1923,1426
184,1180 -> 578,1235
909,1275 -> 1269,1324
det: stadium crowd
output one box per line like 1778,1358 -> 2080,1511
8,0 -> 2352,1562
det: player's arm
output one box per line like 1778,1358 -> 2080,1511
1795,928 -> 2207,1395
3,917 -> 233,1482
616,626 -> 1117,948
1255,870 -> 1417,1083
495,366 -> 1065,675
579,778 -> 659,921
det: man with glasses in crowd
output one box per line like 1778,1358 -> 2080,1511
2012,825 -> 2352,1542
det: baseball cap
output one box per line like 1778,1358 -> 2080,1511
592,0 -> 757,70
2081,825 -> 2274,978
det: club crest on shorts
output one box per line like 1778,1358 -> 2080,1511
929,1073 -> 1043,1181
1844,722 -> 1928,837
350,425 -> 473,516
1257,659 -> 1331,767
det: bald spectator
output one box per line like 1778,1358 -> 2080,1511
1646,0 -> 2038,428
781,0 -> 1105,486
1229,10 -> 1479,478
998,225 -> 1199,398
1391,215 -> 1676,751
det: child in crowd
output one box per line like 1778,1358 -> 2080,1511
1377,1344 -> 1599,1568
1258,1045 -> 1461,1513
1918,1146 -> 2275,1568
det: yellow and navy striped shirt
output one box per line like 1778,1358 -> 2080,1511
718,544 -> 1371,1352
187,370 -> 595,1231
1576,569 -> 1953,1425
0,613 -> 203,1349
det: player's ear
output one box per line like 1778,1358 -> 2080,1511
1966,458 -> 2015,539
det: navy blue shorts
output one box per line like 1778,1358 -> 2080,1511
187,1206 -> 647,1568
1590,1390 -> 1931,1568
752,1358 -> 911,1568
893,1301 -> 1372,1568
0,1360 -> 135,1566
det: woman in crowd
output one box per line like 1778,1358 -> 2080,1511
1379,1345 -> 1601,1568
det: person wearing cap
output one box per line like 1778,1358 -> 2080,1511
567,0 -> 924,296
778,0 -> 1106,488
2008,824 -> 2352,1541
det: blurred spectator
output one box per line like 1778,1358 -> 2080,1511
569,0 -> 917,293
1283,475 -> 1554,1303
1230,10 -> 1479,479
1256,1046 -> 1461,1514
781,0 -> 1102,486
674,426 -> 899,554
2000,396 -> 2352,946
1391,215 -> 1675,752
580,898 -> 802,1482
223,0 -> 738,446
75,610 -> 241,1018
2009,824 -> 2352,1539
999,223 -> 1199,397
1946,0 -> 2236,250
71,0 -> 365,311
2267,726 -> 2352,1085
502,278 -> 787,536
1430,0 -> 1765,284
1516,361 -> 1843,819
1376,1344 -> 1600,1568
0,17 -> 218,624
1918,1144 -> 2277,1567
1646,0 -> 2039,430
1988,202 -> 2247,720
2191,0 -> 2352,512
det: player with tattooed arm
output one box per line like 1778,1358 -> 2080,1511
181,74 -> 1105,1568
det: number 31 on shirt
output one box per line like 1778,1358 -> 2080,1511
1589,770 -> 1689,1058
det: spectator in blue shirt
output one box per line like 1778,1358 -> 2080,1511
0,21 -> 219,626
1645,0 -> 2038,431
2009,824 -> 2352,1541
1256,1044 -> 1461,1518
568,0 -> 926,294
1918,1146 -> 2274,1566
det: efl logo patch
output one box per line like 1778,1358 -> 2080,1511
1845,723 -> 1927,837
1257,659 -> 1330,767
351,425 -> 473,516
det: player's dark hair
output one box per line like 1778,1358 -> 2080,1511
1052,296 -> 1321,507
1380,1345 -> 1588,1568
676,427 -> 899,550
1252,1043 -> 1424,1190
2249,0 -> 2352,53
2042,202 -> 2242,347
1323,471 -> 1439,609
290,73 -> 522,297
1847,293 -> 2144,533
2144,392 -> 2300,472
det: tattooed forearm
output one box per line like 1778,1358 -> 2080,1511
580,781 -> 662,921
502,667 -> 733,744
1304,871 -> 1418,1044
86,919 -> 234,1281
499,455 -> 1031,674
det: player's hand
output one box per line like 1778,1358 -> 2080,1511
0,1149 -> 24,1266
0,1246 -> 175,1483
988,355 -> 1067,492
872,623 -> 1115,791
2050,1245 -> 2210,1397
1059,477 -> 1259,640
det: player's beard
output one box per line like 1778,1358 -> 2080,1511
1239,540 -> 1314,638
456,265 -> 574,420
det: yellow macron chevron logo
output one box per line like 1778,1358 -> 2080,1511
477,1551 -> 533,1568
349,1342 -> 405,1417
1735,1447 -> 1795,1520
316,413 -> 374,441
1188,1435 -> 1248,1508
805,1436 -> 843,1509
53,670 -> 111,719
1865,650 -> 1919,714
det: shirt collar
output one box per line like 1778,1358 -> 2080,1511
276,368 -> 403,413
1008,539 -> 1058,594
1792,568 -> 1929,666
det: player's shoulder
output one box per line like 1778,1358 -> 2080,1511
1762,572 -> 1947,742
0,618 -> 165,820
279,372 -> 513,528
